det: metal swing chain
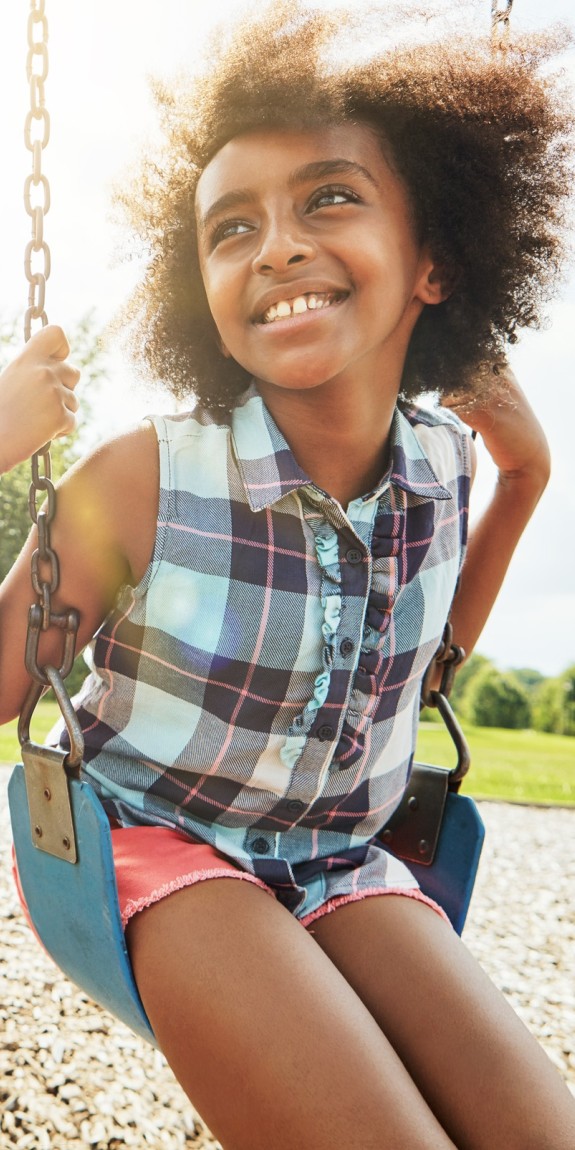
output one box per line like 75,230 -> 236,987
20,0 -> 82,768
491,1 -> 514,52
24,1 -> 50,345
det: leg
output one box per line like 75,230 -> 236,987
126,878 -> 456,1150
311,894 -> 575,1150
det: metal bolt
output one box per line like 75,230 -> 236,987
34,825 -> 43,838
62,836 -> 71,851
418,839 -> 429,856
43,787 -> 51,800
408,795 -> 419,811
381,829 -> 392,843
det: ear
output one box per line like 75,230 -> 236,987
424,267 -> 448,304
418,264 -> 453,305
416,248 -> 456,305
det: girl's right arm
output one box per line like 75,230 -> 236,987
0,407 -> 159,725
443,370 -> 550,662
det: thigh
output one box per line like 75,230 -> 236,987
310,893 -> 575,1150
126,877 -> 456,1150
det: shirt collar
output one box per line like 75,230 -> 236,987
231,386 -> 450,512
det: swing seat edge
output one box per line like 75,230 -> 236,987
8,762 -> 158,1048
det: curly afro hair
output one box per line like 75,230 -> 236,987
115,0 -> 574,417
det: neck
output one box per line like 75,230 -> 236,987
257,372 -> 399,507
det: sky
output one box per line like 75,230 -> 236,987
0,0 -> 573,677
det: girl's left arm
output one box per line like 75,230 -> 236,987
444,369 -> 550,660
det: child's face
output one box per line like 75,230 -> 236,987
195,122 -> 440,398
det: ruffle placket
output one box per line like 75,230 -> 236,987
280,512 -> 343,771
334,493 -> 406,769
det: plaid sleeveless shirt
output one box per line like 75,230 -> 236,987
68,388 -> 471,911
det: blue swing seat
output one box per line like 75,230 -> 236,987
9,760 -> 157,1048
382,780 -> 485,935
8,739 -> 484,1048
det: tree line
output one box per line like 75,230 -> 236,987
436,654 -> 575,737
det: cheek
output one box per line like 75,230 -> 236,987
199,269 -> 226,332
200,271 -> 249,364
200,260 -> 238,328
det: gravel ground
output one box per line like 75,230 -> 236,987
1,765 -> 574,1147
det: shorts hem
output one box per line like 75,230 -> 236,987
299,885 -> 450,929
121,868 -> 274,928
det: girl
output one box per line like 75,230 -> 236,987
3,3 -> 575,1147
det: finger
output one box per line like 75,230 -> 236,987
60,363 -> 81,391
25,324 -> 71,362
54,409 -> 77,438
61,387 -> 80,413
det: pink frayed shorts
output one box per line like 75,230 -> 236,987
14,824 -> 448,934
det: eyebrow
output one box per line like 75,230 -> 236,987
197,158 -> 378,236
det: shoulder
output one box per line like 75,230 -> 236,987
401,401 -> 467,437
57,421 -> 160,584
400,403 -> 474,484
148,406 -> 231,443
146,407 -> 234,501
60,422 -> 158,521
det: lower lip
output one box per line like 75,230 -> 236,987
254,297 -> 347,334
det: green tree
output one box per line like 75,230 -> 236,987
511,667 -> 546,697
533,666 -> 575,736
463,665 -> 532,729
449,652 -> 492,716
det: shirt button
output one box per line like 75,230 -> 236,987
317,723 -> 335,741
251,837 -> 270,855
340,637 -> 354,657
287,800 -> 304,814
346,548 -> 363,565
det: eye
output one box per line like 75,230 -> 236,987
307,185 -> 361,211
209,219 -> 253,248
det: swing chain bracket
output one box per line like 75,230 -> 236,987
420,622 -> 471,792
18,666 -> 84,863
379,625 -> 471,864
20,741 -> 80,863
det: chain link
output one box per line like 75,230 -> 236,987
24,0 -> 51,341
23,1 -> 80,705
491,0 -> 514,52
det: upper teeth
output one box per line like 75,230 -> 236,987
261,293 -> 335,323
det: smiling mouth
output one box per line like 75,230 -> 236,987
257,291 -> 347,325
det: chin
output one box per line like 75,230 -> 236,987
256,359 -> 344,393
265,376 -> 330,393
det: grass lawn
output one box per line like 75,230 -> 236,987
416,722 -> 575,806
1,701 -> 573,805
0,700 -> 60,763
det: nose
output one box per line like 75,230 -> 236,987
251,213 -> 315,275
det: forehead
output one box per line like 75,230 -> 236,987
195,122 -> 396,216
